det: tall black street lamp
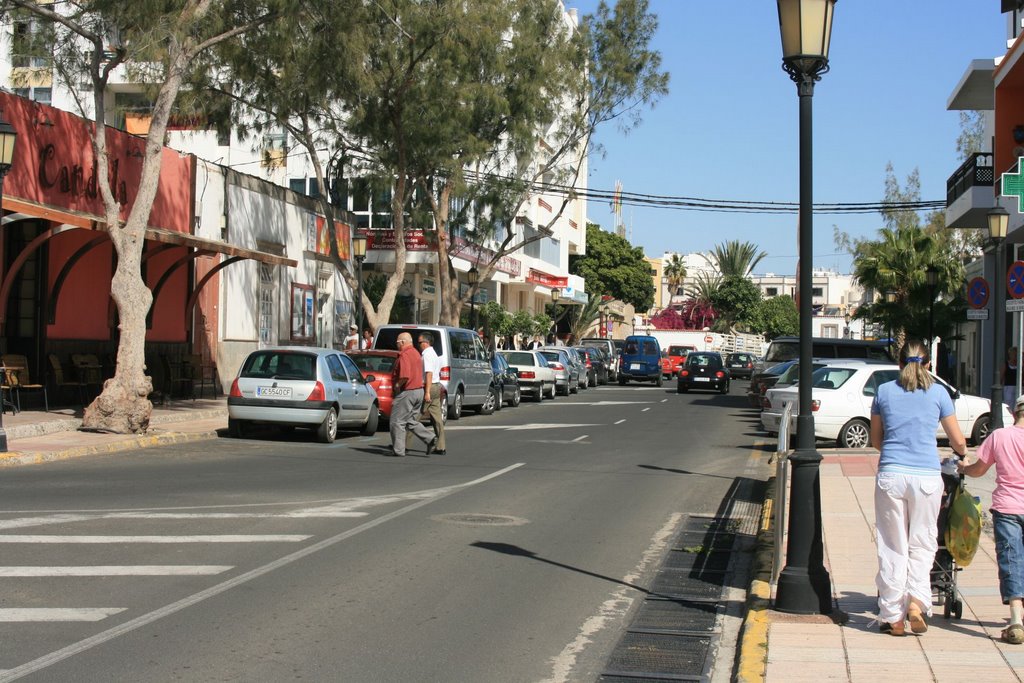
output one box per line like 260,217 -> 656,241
774,0 -> 836,615
0,114 -> 17,453
989,205 -> 1009,430
925,266 -> 938,346
352,234 -> 367,335
467,266 -> 479,330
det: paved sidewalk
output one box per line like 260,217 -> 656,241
0,398 -> 226,466
757,448 -> 1024,682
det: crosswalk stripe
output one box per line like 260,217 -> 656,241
0,608 -> 126,622
0,535 -> 310,543
0,566 -> 233,576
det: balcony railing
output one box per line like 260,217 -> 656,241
946,152 -> 993,206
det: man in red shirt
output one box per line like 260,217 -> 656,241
389,332 -> 437,456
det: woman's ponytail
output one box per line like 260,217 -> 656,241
897,339 -> 933,392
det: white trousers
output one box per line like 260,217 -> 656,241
874,471 -> 942,623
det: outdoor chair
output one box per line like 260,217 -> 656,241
161,355 -> 194,401
2,353 -> 48,412
183,353 -> 218,399
47,354 -> 86,407
71,353 -> 104,398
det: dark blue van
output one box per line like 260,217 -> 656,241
618,335 -> 663,386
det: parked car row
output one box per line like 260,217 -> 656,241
225,325 -> 623,444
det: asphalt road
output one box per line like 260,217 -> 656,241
0,381 -> 770,682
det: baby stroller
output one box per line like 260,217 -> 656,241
931,462 -> 964,619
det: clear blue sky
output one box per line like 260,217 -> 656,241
570,0 -> 1004,276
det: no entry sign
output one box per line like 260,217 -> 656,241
1010,261 -> 1024,299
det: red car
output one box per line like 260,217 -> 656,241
661,344 -> 696,378
348,350 -> 446,422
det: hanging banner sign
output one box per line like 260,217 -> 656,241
526,269 -> 568,288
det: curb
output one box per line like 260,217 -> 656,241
0,428 -> 222,467
736,474 -> 776,683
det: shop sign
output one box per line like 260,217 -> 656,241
451,236 -> 521,276
526,268 -> 568,288
364,228 -> 435,251
306,213 -> 351,260
422,277 -> 435,295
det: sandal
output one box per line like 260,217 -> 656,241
880,621 -> 905,636
1002,624 -> 1024,645
907,603 -> 928,634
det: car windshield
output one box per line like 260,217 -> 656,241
538,351 -> 563,363
687,354 -> 721,368
810,366 -> 857,390
668,346 -> 691,356
503,352 -> 536,366
349,354 -> 396,374
241,351 -> 317,380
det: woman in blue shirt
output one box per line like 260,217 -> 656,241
870,340 -> 968,636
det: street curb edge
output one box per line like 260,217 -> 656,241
0,430 -> 221,467
736,474 -> 775,683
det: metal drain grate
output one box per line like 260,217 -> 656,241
649,570 -> 727,599
603,632 -> 712,680
661,549 -> 732,573
672,531 -> 735,552
631,598 -> 719,633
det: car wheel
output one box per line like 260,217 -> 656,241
656,374 -> 663,387
317,407 -> 338,444
228,417 -> 248,439
677,384 -> 688,393
720,381 -> 729,395
493,385 -> 503,411
360,403 -> 379,436
548,382 -> 557,400
971,415 -> 991,445
480,386 -> 497,415
510,386 -> 521,407
838,418 -> 870,449
618,376 -> 627,385
570,379 -> 579,394
449,390 -> 463,420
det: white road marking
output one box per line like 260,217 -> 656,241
661,399 -> 668,403
0,463 -> 526,682
0,535 -> 310,544
641,408 -> 651,412
615,419 -> 626,425
539,401 -> 655,406
445,423 -> 601,431
571,435 -> 588,442
541,513 -> 685,683
0,608 -> 126,623
0,566 -> 232,577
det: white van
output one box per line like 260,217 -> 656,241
373,325 -> 494,420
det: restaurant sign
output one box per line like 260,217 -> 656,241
526,268 -> 568,288
364,229 -> 435,251
450,236 -> 522,277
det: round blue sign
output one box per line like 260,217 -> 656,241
967,277 -> 989,309
1009,261 -> 1024,300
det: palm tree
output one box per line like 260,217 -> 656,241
711,240 -> 767,278
570,293 -> 605,342
663,254 -> 687,298
686,271 -> 721,305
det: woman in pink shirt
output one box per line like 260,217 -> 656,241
961,395 -> 1024,644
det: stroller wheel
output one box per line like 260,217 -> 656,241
953,600 -> 963,620
943,599 -> 952,619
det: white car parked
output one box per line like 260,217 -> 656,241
762,360 -> 1013,448
497,350 -> 558,401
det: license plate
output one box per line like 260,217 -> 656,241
257,386 -> 292,397
630,363 -> 641,370
695,377 -> 710,382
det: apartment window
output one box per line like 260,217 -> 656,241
290,283 -> 315,341
13,87 -> 50,105
11,16 -> 53,68
258,264 -> 277,348
261,128 -> 287,168
812,287 -> 824,297
821,325 -> 838,339
289,179 -> 306,194
766,287 -> 778,296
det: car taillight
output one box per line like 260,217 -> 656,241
307,381 -> 326,401
585,359 -> 592,368
552,362 -> 565,371
746,362 -> 753,368
377,379 -> 392,391
680,369 -> 689,377
715,371 -> 725,378
520,371 -> 536,379
229,378 -> 242,398
761,397 -> 771,409
439,366 -> 451,381
812,399 -> 820,412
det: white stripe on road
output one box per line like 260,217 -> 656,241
445,423 -> 601,431
614,419 -> 626,424
0,608 -> 125,623
0,566 -> 232,577
0,535 -> 309,544
641,408 -> 650,412
572,435 -> 588,442
661,399 -> 668,403
539,401 -> 655,406
0,463 -> 525,682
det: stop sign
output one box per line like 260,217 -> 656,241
704,335 -> 714,343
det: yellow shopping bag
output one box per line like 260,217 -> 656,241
944,482 -> 982,567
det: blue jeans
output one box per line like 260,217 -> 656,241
992,510 -> 1024,604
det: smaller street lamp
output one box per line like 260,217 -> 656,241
352,234 -> 367,336
884,290 -> 896,352
843,310 -> 852,339
467,266 -> 479,330
551,287 -> 560,304
0,113 -> 17,453
989,204 -> 1010,430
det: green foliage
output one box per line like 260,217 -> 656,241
532,312 -> 553,337
956,111 -> 985,162
663,253 -> 686,295
711,240 -> 767,278
479,301 -> 511,336
749,296 -> 798,340
508,309 -> 537,338
569,293 -> 604,341
709,276 -> 762,332
570,223 -> 654,311
686,271 -> 721,305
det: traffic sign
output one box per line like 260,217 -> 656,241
1010,261 -> 1024,299
967,277 -> 989,309
967,309 -> 989,320
1008,299 -> 1024,313
704,335 -> 714,344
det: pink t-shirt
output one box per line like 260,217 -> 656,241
975,425 -> 1024,514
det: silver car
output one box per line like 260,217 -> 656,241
537,348 -> 580,395
227,347 -> 379,443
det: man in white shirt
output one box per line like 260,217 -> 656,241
408,331 -> 446,455
343,324 -> 359,350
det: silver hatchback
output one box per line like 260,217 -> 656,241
227,347 -> 379,443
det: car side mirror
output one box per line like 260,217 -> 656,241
364,374 -> 376,384
509,367 -> 520,376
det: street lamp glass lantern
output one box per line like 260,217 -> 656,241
925,266 -> 938,287
777,0 -> 836,62
467,266 -> 479,286
551,288 -> 560,303
884,290 -> 896,304
351,234 -> 367,260
0,117 -> 17,172
988,205 -> 1010,241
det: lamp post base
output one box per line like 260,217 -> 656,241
0,425 -> 7,452
992,383 -> 1005,431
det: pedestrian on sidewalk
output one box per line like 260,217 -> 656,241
406,332 -> 445,455
870,339 -> 968,636
958,395 -> 1024,645
388,332 -> 437,457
